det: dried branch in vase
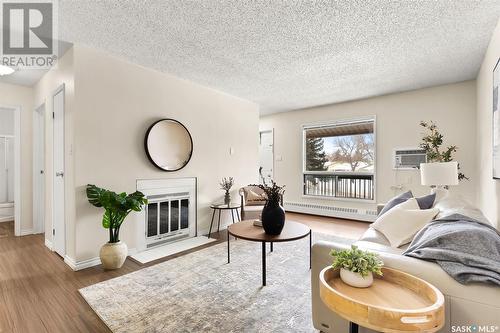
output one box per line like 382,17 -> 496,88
219,177 -> 234,192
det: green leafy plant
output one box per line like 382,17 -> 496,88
86,184 -> 148,243
250,180 -> 285,207
419,121 -> 468,181
330,245 -> 383,278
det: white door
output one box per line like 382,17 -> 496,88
53,86 -> 65,256
259,130 -> 274,184
33,105 -> 45,234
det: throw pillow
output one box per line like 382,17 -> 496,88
415,192 -> 436,209
378,190 -> 413,216
245,189 -> 266,206
372,198 -> 439,247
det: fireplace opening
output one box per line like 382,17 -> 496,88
146,194 -> 190,247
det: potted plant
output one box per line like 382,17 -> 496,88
219,177 -> 234,205
330,245 -> 383,288
86,184 -> 148,270
251,180 -> 286,235
419,120 -> 468,181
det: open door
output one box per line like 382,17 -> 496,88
52,85 -> 65,257
259,130 -> 274,184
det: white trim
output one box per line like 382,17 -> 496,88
64,255 -> 101,271
64,247 -> 137,271
20,228 -> 33,236
44,238 -> 53,250
52,84 -> 66,256
0,104 -> 21,236
33,103 -> 46,234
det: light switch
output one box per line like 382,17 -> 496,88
229,147 -> 235,155
276,155 -> 283,161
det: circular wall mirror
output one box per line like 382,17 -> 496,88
144,119 -> 193,171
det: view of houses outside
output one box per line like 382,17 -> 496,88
305,134 -> 375,172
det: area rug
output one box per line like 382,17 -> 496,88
80,232 -> 352,332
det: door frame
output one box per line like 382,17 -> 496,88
259,129 -> 274,183
52,84 -> 65,256
0,104 -> 21,236
33,103 -> 45,234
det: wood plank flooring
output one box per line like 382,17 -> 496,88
0,214 -> 368,333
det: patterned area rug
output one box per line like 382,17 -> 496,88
80,232 -> 350,332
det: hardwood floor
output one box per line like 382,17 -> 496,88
0,214 -> 368,333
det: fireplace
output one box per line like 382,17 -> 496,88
137,178 -> 196,250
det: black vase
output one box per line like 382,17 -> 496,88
261,202 -> 285,235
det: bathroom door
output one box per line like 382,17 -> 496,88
53,86 -> 65,257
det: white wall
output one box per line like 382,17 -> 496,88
260,81 -> 477,214
0,82 -> 34,232
476,19 -> 500,229
71,46 -> 259,262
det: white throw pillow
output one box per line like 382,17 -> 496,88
372,198 -> 439,248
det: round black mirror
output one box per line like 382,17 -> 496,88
144,119 -> 193,171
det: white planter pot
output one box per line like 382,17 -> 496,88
340,268 -> 373,288
100,241 -> 128,270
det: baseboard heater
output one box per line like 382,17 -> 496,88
284,201 -> 377,222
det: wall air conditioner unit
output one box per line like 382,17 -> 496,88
393,148 -> 427,170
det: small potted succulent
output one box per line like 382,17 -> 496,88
251,180 -> 286,235
330,245 -> 383,288
86,184 -> 148,270
220,177 -> 234,204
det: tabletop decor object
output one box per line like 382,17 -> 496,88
330,245 -> 383,288
220,177 -> 234,204
250,180 -> 285,235
86,184 -> 148,269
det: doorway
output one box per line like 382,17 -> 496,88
52,85 -> 65,257
33,104 -> 45,234
259,130 -> 274,184
0,106 -> 21,236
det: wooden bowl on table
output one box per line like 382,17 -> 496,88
319,266 -> 445,333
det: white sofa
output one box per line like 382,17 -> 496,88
311,196 -> 500,332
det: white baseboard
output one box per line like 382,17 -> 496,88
44,238 -> 53,250
20,228 -> 33,236
284,201 -> 376,222
64,247 -> 138,271
64,255 -> 101,271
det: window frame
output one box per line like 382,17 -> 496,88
301,116 -> 377,202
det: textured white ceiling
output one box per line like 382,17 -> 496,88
50,1 -> 500,113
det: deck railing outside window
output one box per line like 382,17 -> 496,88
303,173 -> 374,200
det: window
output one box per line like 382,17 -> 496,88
303,118 -> 375,200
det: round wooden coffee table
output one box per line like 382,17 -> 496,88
227,220 -> 311,286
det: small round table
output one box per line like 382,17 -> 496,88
208,203 -> 241,239
320,266 -> 445,333
227,220 -> 311,286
